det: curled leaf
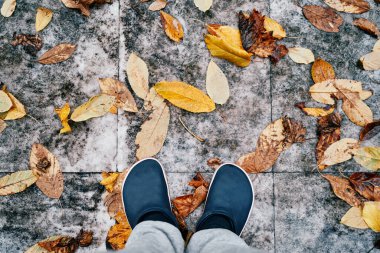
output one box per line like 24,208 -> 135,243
353,147 -> 380,171
264,16 -> 286,39
311,58 -> 335,83
303,5 -> 343,33
106,211 -> 132,250
154,81 -> 215,113
126,53 -> 149,100
36,7 -> 53,32
363,201 -> 380,232
38,43 -> 76,65
324,174 -> 363,207
295,102 -> 334,117
288,47 -> 315,64
341,206 -> 369,229
160,11 -> 184,42
55,102 -> 71,134
71,94 -> 115,122
0,170 -> 37,196
349,172 -> 380,201
324,0 -> 370,14
353,18 -> 380,37
206,60 -> 230,105
320,138 -> 359,167
100,171 -> 120,192
38,236 -> 78,253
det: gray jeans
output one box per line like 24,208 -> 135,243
115,221 -> 266,253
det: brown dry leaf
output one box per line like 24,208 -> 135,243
324,0 -> 370,13
154,81 -> 215,113
11,33 -> 43,55
100,171 -> 120,193
126,53 -> 149,100
349,172 -> 380,201
55,102 -> 71,134
38,236 -> 78,253
104,191 -> 123,218
363,201 -> 380,232
77,230 -> 93,247
0,170 -> 37,196
360,51 -> 380,70
173,185 -> 208,217
38,43 -> 76,65
263,16 -> 286,39
204,24 -> 252,67
360,120 -> 380,141
353,18 -> 380,37
70,94 -> 115,122
106,211 -> 132,250
374,40 -> 380,52
143,87 -> 165,111
303,5 -> 344,33
36,7 -> 53,32
320,138 -> 359,167
30,143 -> 64,199
309,79 -> 372,105
0,119 -> 6,134
316,113 -> 342,170
311,58 -> 336,83
160,11 -> 184,42
1,0 -> 16,17
188,172 -> 209,189
135,103 -> 170,160
0,90 -> 12,113
207,157 -> 222,170
270,44 -> 289,64
324,174 -> 363,207
295,102 -> 334,117
288,47 -> 315,64
341,206 -> 369,229
237,117 -> 306,173
26,236 -> 63,253
61,0 -> 112,16
98,78 -> 138,113
148,0 -> 167,11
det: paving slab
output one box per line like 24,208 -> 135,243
0,0 -> 119,172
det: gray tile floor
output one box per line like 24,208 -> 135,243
0,0 -> 379,252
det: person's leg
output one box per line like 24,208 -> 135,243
119,158 -> 184,253
186,163 -> 266,253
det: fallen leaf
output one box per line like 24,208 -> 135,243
194,0 -> 212,11
0,119 -> 6,134
311,58 -> 336,83
320,138 -> 359,167
360,120 -> 380,141
38,236 -> 78,253
148,0 -> 167,11
143,87 -> 165,111
295,102 -> 334,117
98,78 -> 138,113
100,171 -> 120,192
160,11 -> 184,42
264,16 -> 286,39
237,117 -> 306,173
154,81 -> 215,113
288,47 -> 315,64
204,24 -> 252,67
1,0 -> 16,17
0,87 -> 26,120
324,174 -> 363,207
173,185 -> 208,217
126,53 -> 149,100
172,206 -> 188,236
303,5 -> 343,33
353,18 -> 380,37
341,206 -> 369,229
61,0 -> 112,17
188,172 -> 209,189
373,40 -> 380,52
26,235 -> 63,253
70,94 -> 115,122
339,90 -> 373,126
10,33 -> 43,55
0,90 -> 12,112
316,113 -> 342,170
207,157 -> 222,170
0,170 -> 37,196
104,191 -> 123,218
324,0 -> 370,13
55,102 -> 71,134
36,7 -> 53,32
270,44 -> 289,63
135,103 -> 170,160
363,201 -> 380,232
206,60 -> 230,105
353,147 -> 380,171
309,79 -> 372,105
106,211 -> 132,250
77,230 -> 93,247
360,51 -> 380,70
30,143 -> 64,199
38,43 -> 76,65
349,172 -> 380,201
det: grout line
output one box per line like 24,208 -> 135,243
116,0 -> 122,172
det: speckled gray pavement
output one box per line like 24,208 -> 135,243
0,0 -> 379,252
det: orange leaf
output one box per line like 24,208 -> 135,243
160,11 -> 184,42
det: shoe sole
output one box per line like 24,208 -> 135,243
204,163 -> 255,236
120,157 -> 172,226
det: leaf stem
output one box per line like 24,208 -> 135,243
178,116 -> 205,143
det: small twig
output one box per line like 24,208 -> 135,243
338,167 -> 349,179
178,116 -> 205,143
286,36 -> 301,39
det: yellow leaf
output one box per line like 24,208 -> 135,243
320,138 -> 359,167
1,0 -> 16,17
311,58 -> 335,83
71,94 -> 115,122
205,25 -> 252,67
35,7 -> 53,32
0,170 -> 37,196
341,206 -> 369,229
0,90 -> 12,112
55,102 -> 71,134
194,0 -> 212,12
0,87 -> 26,120
295,102 -> 334,117
206,60 -> 229,105
126,53 -> 149,100
106,211 -> 132,250
288,47 -> 315,64
353,147 -> 380,171
160,11 -> 184,42
135,103 -> 170,160
264,17 -> 286,39
154,81 -> 215,113
38,43 -> 76,65
363,201 -> 380,232
100,172 -> 120,193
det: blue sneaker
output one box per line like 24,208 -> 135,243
121,158 -> 178,228
196,163 -> 254,235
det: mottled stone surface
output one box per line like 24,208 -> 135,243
0,0 -> 379,252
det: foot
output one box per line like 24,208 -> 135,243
121,158 -> 178,228
196,163 -> 254,235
